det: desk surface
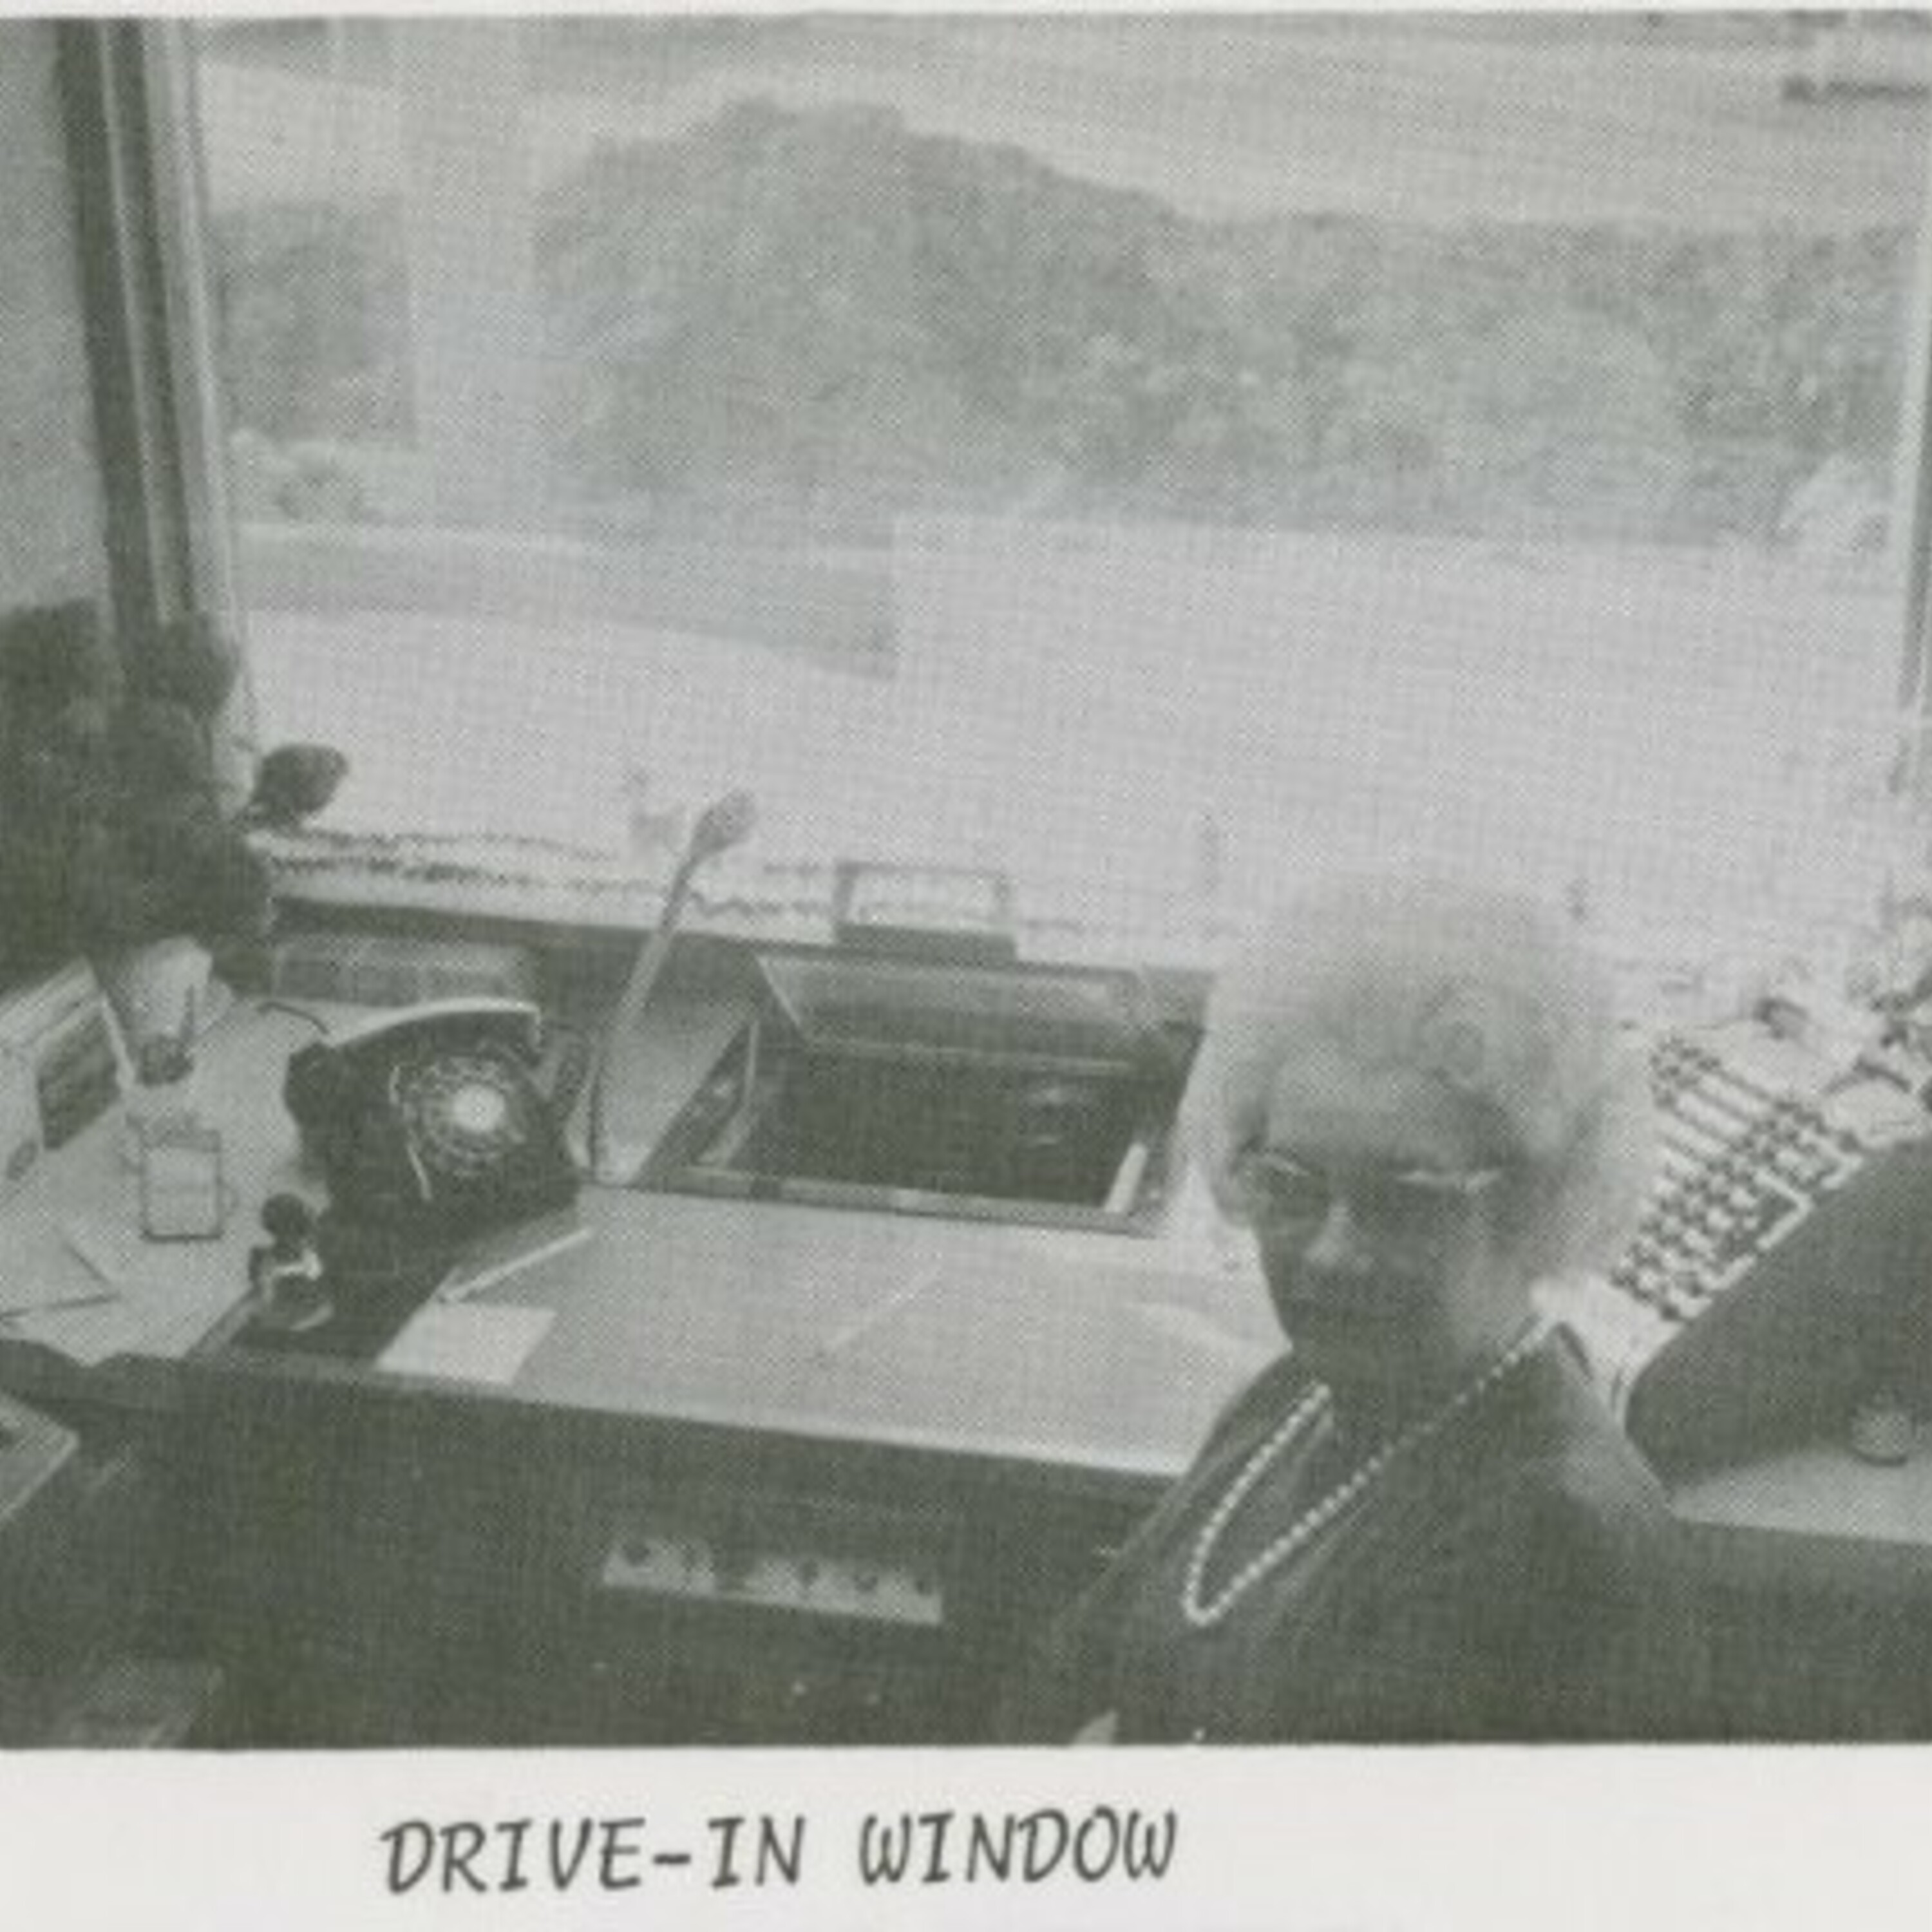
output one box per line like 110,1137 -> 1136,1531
1674,1432 -> 1932,1583
0,995 -> 1278,1479
12,991 -> 1932,1555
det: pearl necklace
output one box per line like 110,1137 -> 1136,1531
1180,1320 -> 1551,1631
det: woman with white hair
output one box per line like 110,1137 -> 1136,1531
1002,875 -> 1708,1743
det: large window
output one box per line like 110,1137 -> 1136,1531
184,15 -> 1932,965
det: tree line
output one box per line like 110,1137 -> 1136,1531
214,99 -> 1909,547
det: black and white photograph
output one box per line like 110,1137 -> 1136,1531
7,6 -> 1932,1922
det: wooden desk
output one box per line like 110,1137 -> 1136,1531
2,993 -> 1275,1452
0,1001 -> 326,1413
372,972 -> 1267,1473
0,992 -> 1276,1743
8,992 -> 1932,1741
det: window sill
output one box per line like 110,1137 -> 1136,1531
261,828 -> 1231,972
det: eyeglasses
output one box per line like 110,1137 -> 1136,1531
1226,1147 -> 1508,1249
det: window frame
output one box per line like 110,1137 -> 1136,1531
61,19 -> 256,808
107,15 -> 1932,916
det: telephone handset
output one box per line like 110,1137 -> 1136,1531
283,998 -> 578,1235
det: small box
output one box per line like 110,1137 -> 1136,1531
138,1116 -> 226,1242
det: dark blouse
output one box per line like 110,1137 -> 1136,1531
1001,1331 -> 1709,1743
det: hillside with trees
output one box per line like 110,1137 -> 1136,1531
215,99 -> 1913,548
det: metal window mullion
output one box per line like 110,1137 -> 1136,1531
59,22 -> 187,636
1893,103 -> 1932,802
138,23 -> 259,800
140,29 -> 245,641
60,21 -> 256,804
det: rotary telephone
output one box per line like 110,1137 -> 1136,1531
283,998 -> 578,1237
279,792 -> 757,1234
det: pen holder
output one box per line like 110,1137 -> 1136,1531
120,1030 -> 198,1172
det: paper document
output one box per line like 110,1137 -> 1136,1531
377,1303 -> 555,1387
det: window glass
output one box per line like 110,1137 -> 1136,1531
189,15 -> 1932,959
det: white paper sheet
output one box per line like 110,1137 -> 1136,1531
376,1302 -> 555,1386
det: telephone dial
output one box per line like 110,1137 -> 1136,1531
283,998 -> 578,1236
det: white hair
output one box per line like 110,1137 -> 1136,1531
1186,874 -> 1655,1274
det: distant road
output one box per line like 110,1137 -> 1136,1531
196,17 -> 1927,232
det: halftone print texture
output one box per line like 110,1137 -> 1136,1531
192,9 -> 1932,958
5,6 -> 1926,1776
195,15 -> 1926,950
